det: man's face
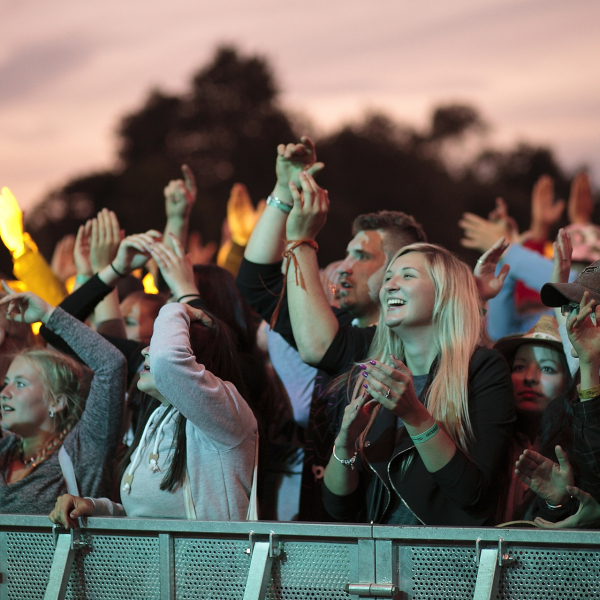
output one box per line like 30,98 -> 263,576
336,230 -> 388,321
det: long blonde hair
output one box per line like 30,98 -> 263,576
365,243 -> 483,454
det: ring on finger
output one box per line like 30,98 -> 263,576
384,386 -> 391,399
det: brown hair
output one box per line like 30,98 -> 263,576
352,211 -> 427,260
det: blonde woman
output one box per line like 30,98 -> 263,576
323,244 -> 515,526
0,288 -> 126,513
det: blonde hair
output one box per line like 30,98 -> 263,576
365,243 -> 483,454
17,349 -> 91,432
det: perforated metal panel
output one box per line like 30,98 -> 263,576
5,531 -> 54,600
65,534 -> 160,599
174,538 -> 250,599
498,547 -> 600,599
267,541 -> 350,599
406,545 -> 478,599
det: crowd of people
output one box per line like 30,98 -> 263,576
1,137 -> 599,530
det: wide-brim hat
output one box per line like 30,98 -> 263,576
541,260 -> 600,308
494,315 -> 564,358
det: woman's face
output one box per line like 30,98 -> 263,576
1,356 -> 53,436
379,252 -> 436,332
511,344 -> 567,414
120,297 -> 157,345
137,347 -> 169,405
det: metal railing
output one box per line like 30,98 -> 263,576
1,514 -> 599,599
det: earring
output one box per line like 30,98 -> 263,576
49,409 -> 55,418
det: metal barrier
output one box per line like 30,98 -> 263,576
1,514 -> 599,599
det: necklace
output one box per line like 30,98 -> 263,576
18,424 -> 73,470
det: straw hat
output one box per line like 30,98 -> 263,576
494,315 -> 564,357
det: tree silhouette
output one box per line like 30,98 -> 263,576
22,47 -> 585,273
27,47 -> 296,260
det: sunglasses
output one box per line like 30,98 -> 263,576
560,303 -> 580,317
561,302 -> 597,326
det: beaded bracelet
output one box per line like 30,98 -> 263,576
332,445 -> 357,470
266,195 -> 293,214
409,422 -> 439,445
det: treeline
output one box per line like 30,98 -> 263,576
4,46 -> 594,275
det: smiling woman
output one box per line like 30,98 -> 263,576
322,243 -> 516,526
0,288 -> 126,514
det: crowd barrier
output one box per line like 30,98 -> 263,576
0,514 -> 599,599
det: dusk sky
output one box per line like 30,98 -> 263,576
1,0 -> 600,212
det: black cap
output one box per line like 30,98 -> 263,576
541,260 -> 600,307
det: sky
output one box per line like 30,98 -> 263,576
1,0 -> 600,212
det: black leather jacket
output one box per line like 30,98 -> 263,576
323,347 -> 516,526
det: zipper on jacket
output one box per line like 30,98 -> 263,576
362,438 -> 424,524
362,444 -> 393,521
387,445 -> 425,525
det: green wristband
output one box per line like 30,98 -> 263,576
409,422 -> 439,445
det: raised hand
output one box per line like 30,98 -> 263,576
74,221 -> 93,277
50,234 -> 77,283
164,165 -> 197,220
49,494 -> 95,530
187,231 -> 217,265
488,197 -> 509,223
275,137 -> 324,190
568,171 -> 593,225
90,209 -> 123,273
550,228 -> 573,284
565,291 -> 600,369
146,236 -> 198,300
515,446 -> 574,505
535,485 -> 600,529
473,237 -> 511,302
111,230 -> 162,276
227,184 -> 266,246
530,175 -> 565,241
286,172 -> 330,241
0,282 -> 55,324
0,187 -> 25,257
459,211 -> 514,254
